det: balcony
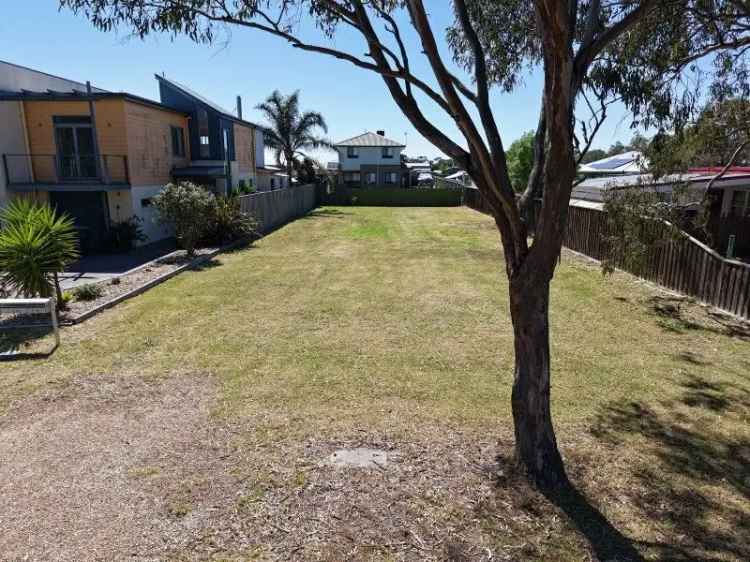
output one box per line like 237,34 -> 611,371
2,154 -> 130,191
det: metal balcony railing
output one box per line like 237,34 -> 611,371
2,154 -> 130,186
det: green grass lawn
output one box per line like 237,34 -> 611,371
2,206 -> 748,561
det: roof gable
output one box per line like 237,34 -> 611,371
155,74 -> 258,128
335,131 -> 405,147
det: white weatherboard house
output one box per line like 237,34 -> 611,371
335,131 -> 407,188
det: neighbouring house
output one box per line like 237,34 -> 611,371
0,60 -> 108,208
257,164 -> 290,190
156,75 -> 289,193
571,168 -> 750,257
335,131 -> 408,188
578,150 -> 648,177
444,170 -> 474,187
0,62 -> 191,251
155,75 -> 260,194
404,160 -> 432,187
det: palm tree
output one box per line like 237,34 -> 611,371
0,199 -> 79,307
256,90 -> 332,181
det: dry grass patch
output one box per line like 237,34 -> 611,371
0,206 -> 748,560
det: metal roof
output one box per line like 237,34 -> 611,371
335,132 -> 405,147
0,89 -> 188,115
578,151 -> 647,175
571,172 -> 750,203
155,74 -> 259,128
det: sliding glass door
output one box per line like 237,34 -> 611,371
54,116 -> 97,180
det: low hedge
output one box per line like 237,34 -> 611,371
326,187 -> 464,207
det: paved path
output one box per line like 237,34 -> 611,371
61,239 -> 175,289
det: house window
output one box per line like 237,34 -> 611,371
141,197 -> 153,207
170,126 -> 185,157
344,172 -> 361,183
385,172 -> 398,184
382,147 -> 394,159
730,190 -> 750,217
270,178 -> 276,189
366,172 -> 377,185
198,108 -> 210,158
347,146 -> 359,158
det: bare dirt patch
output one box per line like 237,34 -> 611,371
0,373 -> 232,561
0,374 -> 590,561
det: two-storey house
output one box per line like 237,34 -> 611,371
0,67 -> 191,251
0,62 -> 281,253
155,75 -> 262,194
335,131 -> 407,188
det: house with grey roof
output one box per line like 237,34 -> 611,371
334,131 -> 407,188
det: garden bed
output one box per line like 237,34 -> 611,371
60,245 -> 224,324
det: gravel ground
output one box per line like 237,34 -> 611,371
0,373 -> 586,562
61,247 -> 220,320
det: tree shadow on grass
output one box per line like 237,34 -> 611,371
648,295 -> 750,340
301,208 -> 353,220
492,452 -> 646,561
590,372 -> 750,561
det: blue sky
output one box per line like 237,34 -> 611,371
1,1 -> 642,161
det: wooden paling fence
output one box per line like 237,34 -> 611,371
464,189 -> 750,320
239,184 -> 317,234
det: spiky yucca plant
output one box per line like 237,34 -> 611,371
0,199 -> 80,305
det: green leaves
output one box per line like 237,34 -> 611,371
0,199 -> 80,298
256,89 -> 331,175
152,182 -> 216,256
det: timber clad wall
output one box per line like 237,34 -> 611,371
465,190 -> 750,320
233,123 -> 255,175
124,100 -> 189,186
23,99 -> 190,188
24,99 -> 128,183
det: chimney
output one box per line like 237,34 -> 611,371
236,95 -> 243,119
376,130 -> 385,136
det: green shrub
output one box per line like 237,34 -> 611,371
106,215 -> 146,252
204,195 -> 258,245
72,283 -> 104,301
237,179 -> 255,195
0,199 -> 79,302
59,290 -> 74,309
152,182 -> 215,256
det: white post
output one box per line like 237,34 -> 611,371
49,299 -> 60,348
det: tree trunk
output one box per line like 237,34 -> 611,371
285,150 -> 294,183
54,272 -> 64,311
509,273 -> 568,489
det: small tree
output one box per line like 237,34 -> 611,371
153,182 -> 215,256
505,131 -> 535,192
205,195 -> 258,245
0,199 -> 79,306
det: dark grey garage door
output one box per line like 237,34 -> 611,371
49,191 -> 109,254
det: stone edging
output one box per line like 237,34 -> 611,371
61,239 -> 246,326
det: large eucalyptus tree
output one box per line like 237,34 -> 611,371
60,0 -> 750,488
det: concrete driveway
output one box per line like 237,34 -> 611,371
61,239 -> 176,290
